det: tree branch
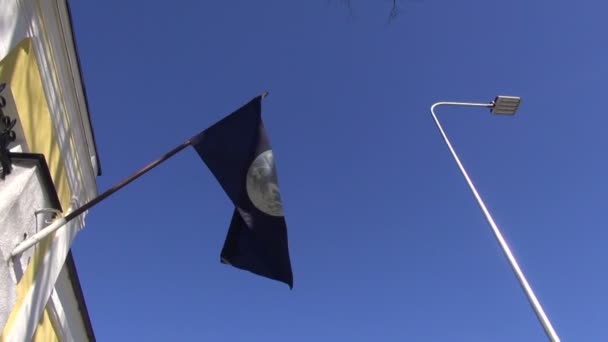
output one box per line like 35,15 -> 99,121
333,0 -> 401,20
389,0 -> 399,21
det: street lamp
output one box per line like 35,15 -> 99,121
430,96 -> 560,342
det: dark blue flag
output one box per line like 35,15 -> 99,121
191,94 -> 293,288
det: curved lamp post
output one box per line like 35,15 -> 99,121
430,96 -> 559,342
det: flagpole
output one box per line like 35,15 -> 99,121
10,139 -> 193,258
430,100 -> 560,342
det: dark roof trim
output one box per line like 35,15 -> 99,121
64,0 -> 102,176
10,153 -> 62,212
10,152 -> 96,341
65,252 -> 96,342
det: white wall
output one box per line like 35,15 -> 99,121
0,0 -> 99,203
51,266 -> 91,342
0,162 -> 53,329
1,0 -> 98,339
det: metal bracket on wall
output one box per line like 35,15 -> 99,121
35,208 -> 63,231
0,82 -> 17,179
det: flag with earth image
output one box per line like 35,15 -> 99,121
191,94 -> 294,289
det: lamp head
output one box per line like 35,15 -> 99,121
491,96 -> 521,115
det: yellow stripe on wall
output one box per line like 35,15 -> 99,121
0,38 -> 73,341
31,309 -> 60,342
0,39 -> 72,207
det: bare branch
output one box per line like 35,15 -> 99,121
389,0 -> 399,21
332,0 -> 401,20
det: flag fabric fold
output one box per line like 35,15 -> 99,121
191,95 -> 294,288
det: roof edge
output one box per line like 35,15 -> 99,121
63,0 -> 102,176
65,252 -> 97,342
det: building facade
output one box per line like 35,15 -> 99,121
0,0 -> 98,340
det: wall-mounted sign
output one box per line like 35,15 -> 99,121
0,82 -> 17,179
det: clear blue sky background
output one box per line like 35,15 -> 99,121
68,1 -> 607,341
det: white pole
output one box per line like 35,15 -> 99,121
10,217 -> 68,258
430,101 -> 560,342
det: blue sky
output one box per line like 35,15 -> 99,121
69,1 -> 607,340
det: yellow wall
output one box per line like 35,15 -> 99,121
0,40 -> 72,212
31,310 -> 60,342
0,38 -> 72,341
